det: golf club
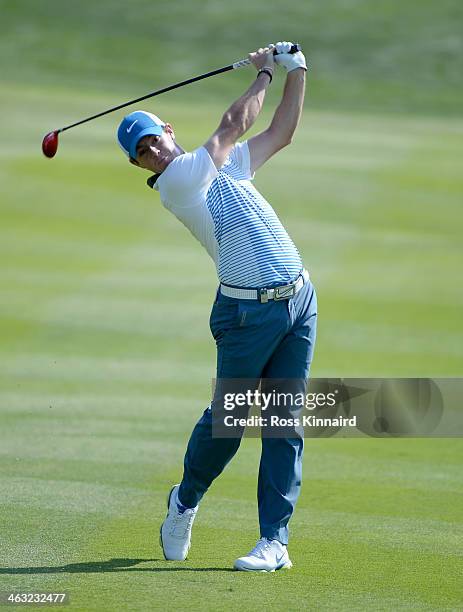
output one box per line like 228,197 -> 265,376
41,44 -> 301,158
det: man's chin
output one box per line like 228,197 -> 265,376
149,152 -> 179,173
158,157 -> 172,172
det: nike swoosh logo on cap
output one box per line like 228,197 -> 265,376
126,120 -> 138,133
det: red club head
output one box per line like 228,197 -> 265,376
42,131 -> 59,158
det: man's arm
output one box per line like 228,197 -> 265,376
204,47 -> 274,170
248,69 -> 305,174
247,43 -> 307,174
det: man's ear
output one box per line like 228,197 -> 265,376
164,123 -> 175,140
129,157 -> 139,166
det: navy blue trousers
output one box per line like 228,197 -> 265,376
178,279 -> 317,544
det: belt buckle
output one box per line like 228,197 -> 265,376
274,283 -> 296,301
259,288 -> 269,303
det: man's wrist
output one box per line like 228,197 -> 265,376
257,68 -> 273,83
286,67 -> 306,80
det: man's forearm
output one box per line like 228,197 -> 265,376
220,72 -> 271,139
269,69 -> 306,145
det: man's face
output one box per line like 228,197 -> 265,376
132,124 -> 179,173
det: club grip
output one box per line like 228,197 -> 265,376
273,43 -> 301,55
231,44 -> 302,70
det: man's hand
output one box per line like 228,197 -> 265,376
248,46 -> 275,74
274,41 -> 307,72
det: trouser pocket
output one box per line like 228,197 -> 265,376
209,301 -> 239,342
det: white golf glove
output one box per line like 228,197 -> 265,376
273,41 -> 307,72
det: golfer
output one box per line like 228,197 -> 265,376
117,42 -> 317,572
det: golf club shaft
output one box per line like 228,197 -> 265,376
58,44 -> 301,133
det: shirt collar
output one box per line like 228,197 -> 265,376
147,173 -> 160,190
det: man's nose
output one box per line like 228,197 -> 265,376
150,145 -> 160,156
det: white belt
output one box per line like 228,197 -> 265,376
220,269 -> 309,303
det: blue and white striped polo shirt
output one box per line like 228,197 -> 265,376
153,141 -> 302,288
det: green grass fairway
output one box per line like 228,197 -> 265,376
1,81 -> 462,610
2,0 -> 462,116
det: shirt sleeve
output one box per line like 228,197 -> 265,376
227,140 -> 254,180
157,146 -> 218,208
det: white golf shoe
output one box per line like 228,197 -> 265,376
160,484 -> 198,561
234,537 -> 293,572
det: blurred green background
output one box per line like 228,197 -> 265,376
1,1 -> 462,610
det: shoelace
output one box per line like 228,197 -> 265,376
170,508 -> 196,538
249,537 -> 273,558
